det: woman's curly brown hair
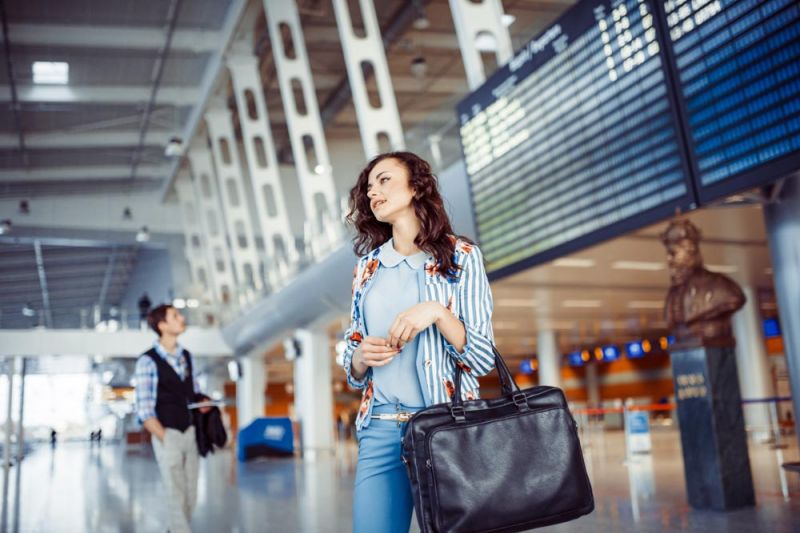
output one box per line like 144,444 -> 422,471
346,151 -> 471,280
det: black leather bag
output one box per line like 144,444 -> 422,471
401,346 -> 594,532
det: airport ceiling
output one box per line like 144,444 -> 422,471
0,0 -> 572,331
0,0 -> 573,199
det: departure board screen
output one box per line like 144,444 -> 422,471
659,0 -> 800,203
457,0 -> 695,277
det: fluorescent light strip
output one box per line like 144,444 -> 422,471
612,261 -> 665,271
496,299 -> 538,307
628,301 -> 663,309
706,264 -> 738,274
553,257 -> 596,268
562,300 -> 602,308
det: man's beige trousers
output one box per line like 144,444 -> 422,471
152,426 -> 199,533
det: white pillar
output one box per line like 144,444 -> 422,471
263,0 -> 340,260
293,328 -> 334,457
175,170 -> 214,299
236,356 -> 266,431
332,0 -> 405,158
187,140 -> 237,306
732,285 -> 774,441
206,108 -> 264,302
448,0 -> 513,90
585,362 -> 600,408
228,54 -> 298,287
537,330 -> 561,388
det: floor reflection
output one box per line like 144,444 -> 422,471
1,429 -> 798,532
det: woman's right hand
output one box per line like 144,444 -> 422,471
351,336 -> 400,378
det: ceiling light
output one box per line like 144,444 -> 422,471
562,300 -> 602,308
553,257 -> 595,268
628,301 -> 663,309
501,14 -> 516,27
413,13 -> 430,30
33,61 -> 69,84
475,32 -> 497,52
410,56 -> 428,78
172,298 -> 187,309
0,219 -> 11,234
495,299 -> 537,307
706,264 -> 738,274
21,303 -> 35,317
135,225 -> 150,242
612,261 -> 665,271
165,136 -> 184,157
314,164 -> 329,175
186,298 -> 200,309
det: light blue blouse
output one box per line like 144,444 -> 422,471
363,239 -> 427,407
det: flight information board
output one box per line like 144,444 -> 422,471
457,0 -> 695,278
659,0 -> 800,203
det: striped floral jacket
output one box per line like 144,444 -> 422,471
342,237 -> 496,431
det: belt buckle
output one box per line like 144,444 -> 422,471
396,412 -> 412,423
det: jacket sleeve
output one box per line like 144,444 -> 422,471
443,245 -> 496,376
342,260 -> 369,389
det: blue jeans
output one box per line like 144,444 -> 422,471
353,404 -> 420,533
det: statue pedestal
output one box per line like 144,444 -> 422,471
671,345 -> 755,510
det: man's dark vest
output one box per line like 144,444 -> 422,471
144,347 -> 195,432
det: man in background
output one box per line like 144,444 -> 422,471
134,304 -> 206,533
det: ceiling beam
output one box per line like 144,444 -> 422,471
33,240 -> 53,328
0,23 -> 223,53
0,86 -> 199,106
0,164 -> 170,182
0,131 -> 172,150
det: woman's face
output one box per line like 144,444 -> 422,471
366,158 -> 415,224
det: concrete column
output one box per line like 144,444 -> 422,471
764,174 -> 800,445
731,285 -> 774,440
236,356 -> 266,431
537,330 -> 561,388
293,328 -> 334,457
332,0 -> 405,158
448,0 -> 513,89
585,362 -> 600,408
263,0 -> 340,260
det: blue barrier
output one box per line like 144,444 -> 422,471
237,417 -> 294,462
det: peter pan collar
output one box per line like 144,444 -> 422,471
378,238 -> 429,269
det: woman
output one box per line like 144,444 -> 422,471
342,151 -> 496,533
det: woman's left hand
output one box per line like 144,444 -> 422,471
387,302 -> 445,349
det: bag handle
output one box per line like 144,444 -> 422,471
451,345 -> 520,409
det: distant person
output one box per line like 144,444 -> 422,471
342,152 -> 496,532
50,428 -> 57,448
138,292 -> 152,327
134,304 -> 209,533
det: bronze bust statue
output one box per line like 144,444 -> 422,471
661,219 -> 745,347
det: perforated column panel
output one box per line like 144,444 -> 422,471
205,108 -> 264,300
263,0 -> 339,259
332,0 -> 405,159
174,170 -> 214,299
228,55 -> 297,287
448,0 -> 513,90
186,139 -> 237,306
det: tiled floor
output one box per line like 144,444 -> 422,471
4,428 -> 800,532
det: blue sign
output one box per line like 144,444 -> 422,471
763,318 -> 781,338
626,341 -> 644,359
602,345 -> 620,362
567,351 -> 584,367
